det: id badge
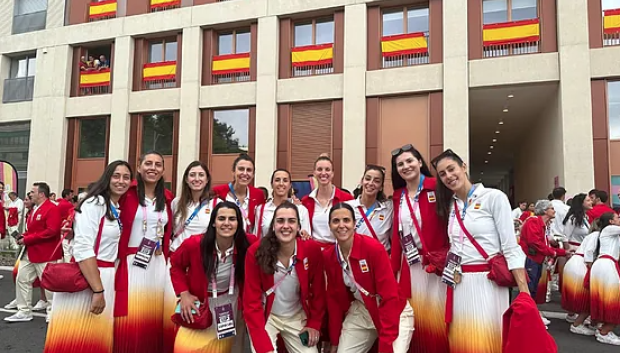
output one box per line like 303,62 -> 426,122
215,303 -> 236,339
441,252 -> 462,288
400,233 -> 420,265
132,237 -> 157,269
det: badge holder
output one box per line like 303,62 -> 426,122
215,302 -> 236,339
400,232 -> 421,265
132,237 -> 157,269
155,220 -> 164,256
441,252 -> 462,288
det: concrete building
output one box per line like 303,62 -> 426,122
0,0 -> 619,205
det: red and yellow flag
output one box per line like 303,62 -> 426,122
483,18 -> 540,46
212,53 -> 250,75
150,0 -> 180,9
80,69 -> 111,88
291,44 -> 333,67
604,9 -> 620,34
89,0 -> 117,19
381,32 -> 428,57
143,61 -> 176,81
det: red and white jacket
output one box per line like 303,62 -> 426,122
22,199 -> 62,262
243,237 -> 325,353
323,233 -> 405,353
301,187 -> 353,231
212,184 -> 266,232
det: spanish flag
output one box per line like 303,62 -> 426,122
150,0 -> 180,9
381,32 -> 428,57
291,44 -> 333,67
89,0 -> 117,19
143,61 -> 176,81
604,9 -> 620,34
80,69 -> 111,88
483,18 -> 539,46
212,53 -> 250,75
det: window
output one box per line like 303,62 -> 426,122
149,40 -> 177,63
294,18 -> 334,47
603,0 -> 620,10
145,39 -> 177,89
483,0 -> 537,24
78,119 -> 107,158
141,113 -> 174,155
13,0 -> 47,34
3,56 -> 36,103
0,122 -> 30,198
218,30 -> 250,55
212,109 -> 249,154
214,30 -> 251,83
10,56 -> 36,79
609,81 -> 620,139
292,18 -> 335,76
381,7 -> 430,67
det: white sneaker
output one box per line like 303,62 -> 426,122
596,331 -> 620,346
3,311 -> 33,322
4,299 -> 17,310
46,314 -> 50,323
32,300 -> 48,311
539,312 -> 551,326
584,316 -> 592,326
551,282 -> 559,291
566,313 -> 578,323
0,274 -> 4,280
570,324 -> 596,336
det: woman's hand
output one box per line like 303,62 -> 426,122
299,327 -> 320,347
300,230 -> 312,241
179,291 -> 200,323
90,292 -> 106,315
61,223 -> 74,240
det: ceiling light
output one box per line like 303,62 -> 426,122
484,160 -> 489,164
481,172 -> 484,175
498,121 -> 504,125
508,94 -> 514,98
488,151 -> 492,155
490,145 -> 494,149
495,130 -> 500,134
503,108 -> 509,113
492,138 -> 497,142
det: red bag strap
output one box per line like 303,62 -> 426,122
453,200 -> 489,260
256,204 -> 266,238
403,191 -> 428,252
357,206 -> 379,240
50,215 -> 106,263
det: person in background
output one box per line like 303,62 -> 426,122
49,193 -> 57,204
587,190 -> 614,223
563,193 -> 593,251
512,201 -> 527,220
258,187 -> 269,203
57,189 -> 75,263
519,202 -> 536,222
547,194 -> 554,201
99,55 -> 109,69
4,182 -> 62,323
549,187 -> 570,295
5,192 -> 22,249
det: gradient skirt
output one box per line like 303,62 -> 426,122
114,254 -> 167,353
43,267 -> 116,353
448,272 -> 508,353
408,262 -> 449,353
164,261 -> 179,352
590,257 -> 620,324
561,255 -> 589,313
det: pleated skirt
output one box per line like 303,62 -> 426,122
561,255 -> 589,313
590,258 -> 620,324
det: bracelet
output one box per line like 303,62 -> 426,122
93,289 -> 104,294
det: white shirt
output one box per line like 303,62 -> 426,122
170,197 -> 220,252
345,198 -> 393,252
448,184 -> 525,270
253,200 -> 311,238
309,188 -> 336,244
337,246 -> 364,302
7,198 -> 24,215
210,242 -> 235,294
128,197 -> 169,247
512,207 -> 523,219
398,191 -> 426,251
563,217 -> 590,245
581,231 -> 600,263
225,193 -> 250,232
73,196 -> 121,263
271,245 -> 302,318
549,200 -> 570,237
597,225 -> 620,260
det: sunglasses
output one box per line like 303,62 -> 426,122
391,144 -> 415,156
430,149 -> 463,169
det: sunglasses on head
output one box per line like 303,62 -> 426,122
430,149 -> 463,169
391,144 -> 414,156
366,164 -> 386,172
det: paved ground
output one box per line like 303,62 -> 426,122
0,269 -> 617,352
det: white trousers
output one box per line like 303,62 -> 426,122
337,301 -> 414,353
16,251 -> 54,315
250,310 -> 318,353
62,238 -> 73,263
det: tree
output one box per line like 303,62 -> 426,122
212,119 -> 246,154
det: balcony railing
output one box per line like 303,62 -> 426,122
482,18 -> 540,58
150,0 -> 180,12
2,77 -> 35,103
212,53 -> 251,84
12,11 -> 46,35
89,0 -> 117,22
603,9 -> 620,46
79,69 -> 111,96
291,43 -> 334,77
381,32 -> 429,68
142,61 -> 177,90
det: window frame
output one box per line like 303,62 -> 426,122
608,81 -> 620,140
147,38 -> 177,64
293,17 -> 335,48
381,5 -> 430,37
217,29 -> 251,56
211,108 -> 250,155
482,0 -> 538,24
139,113 -> 175,156
77,117 -> 108,159
10,55 -> 36,79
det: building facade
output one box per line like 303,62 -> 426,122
0,0 -> 618,203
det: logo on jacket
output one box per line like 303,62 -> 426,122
359,259 -> 369,273
378,214 -> 385,221
427,191 -> 436,203
474,202 -> 481,210
36,214 -> 41,221
303,257 -> 309,270
205,208 -> 211,215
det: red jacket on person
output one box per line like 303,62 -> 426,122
519,216 -> 566,264
243,237 -> 325,353
56,198 -> 74,221
390,177 -> 450,297
502,292 -> 557,353
587,203 -> 615,223
21,199 -> 62,263
212,184 -> 266,232
0,201 -> 6,238
301,187 -> 353,231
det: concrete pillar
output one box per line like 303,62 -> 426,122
0,55 -> 11,105
108,36 -> 134,162
46,0 -> 66,29
556,0 -> 594,194
442,0 -> 469,162
254,16 -> 279,187
27,45 -> 72,191
341,4 -> 367,189
0,1 -> 13,37
176,26 -> 203,192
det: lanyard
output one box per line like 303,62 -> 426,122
355,202 -> 377,230
335,245 -> 372,297
110,204 -> 123,232
399,175 -> 425,233
174,201 -> 206,238
265,257 -> 297,296
141,204 -> 163,237
458,186 -> 477,220
211,261 -> 236,299
228,183 -> 250,230
449,186 -> 477,248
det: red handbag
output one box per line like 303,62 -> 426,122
171,294 -> 212,330
454,201 -> 519,287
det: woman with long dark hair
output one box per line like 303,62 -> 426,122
431,149 -> 528,353
44,160 -> 132,353
389,144 -> 450,353
324,202 -> 413,353
244,202 -> 325,353
563,193 -> 593,251
170,201 -> 254,352
212,154 -> 266,234
114,151 -> 175,353
253,169 -> 310,238
345,165 -> 393,252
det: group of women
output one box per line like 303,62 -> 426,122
42,145 -> 537,353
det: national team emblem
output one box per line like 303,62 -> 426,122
36,214 -> 41,221
474,202 -> 481,210
360,259 -> 369,273
205,208 -> 211,215
303,257 -> 309,270
378,214 -> 385,221
427,191 -> 436,203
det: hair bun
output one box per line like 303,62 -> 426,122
319,153 -> 330,158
